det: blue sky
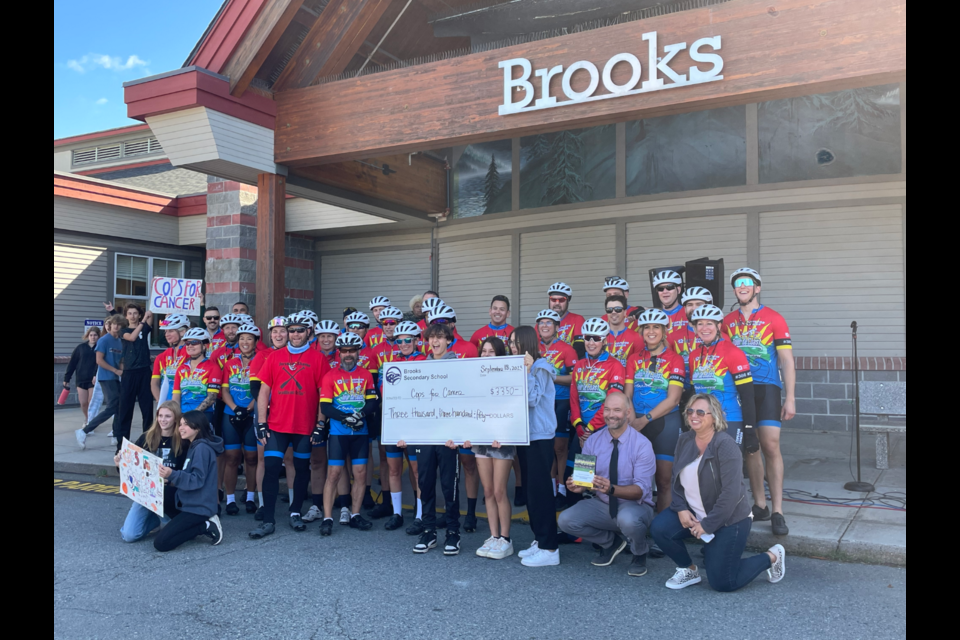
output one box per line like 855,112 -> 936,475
54,0 -> 225,139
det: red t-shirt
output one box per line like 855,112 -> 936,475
604,327 -> 644,367
470,324 -> 514,350
256,347 -> 327,435
249,347 -> 276,382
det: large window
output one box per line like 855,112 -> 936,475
114,253 -> 185,348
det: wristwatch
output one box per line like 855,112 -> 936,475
644,413 -> 653,422
606,484 -> 616,497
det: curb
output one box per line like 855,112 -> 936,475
746,529 -> 905,567
55,461 -> 120,477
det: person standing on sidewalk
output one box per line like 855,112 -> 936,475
115,303 -> 156,449
64,326 -> 102,424
76,314 -> 127,449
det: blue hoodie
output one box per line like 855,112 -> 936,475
528,358 -> 557,442
168,436 -> 224,518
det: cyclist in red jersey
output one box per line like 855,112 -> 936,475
548,282 -> 586,359
202,307 -> 224,354
570,318 -> 626,444
248,314 -> 327,539
652,270 -> 688,342
229,302 -> 269,352
151,314 -> 190,404
339,311 -> 380,512
208,313 -> 246,503
172,328 -> 221,418
220,324 -> 260,516
366,296 -> 392,348
722,268 -> 796,537
602,277 -> 645,331
469,295 -> 514,349
416,292 -> 442,334
312,319 -> 340,366
603,294 -> 645,367
367,307 -> 405,522
673,286 -> 714,411
302,319 -> 341,525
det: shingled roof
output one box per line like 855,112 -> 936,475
92,163 -> 209,196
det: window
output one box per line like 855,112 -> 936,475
114,253 -> 185,348
72,136 -> 163,167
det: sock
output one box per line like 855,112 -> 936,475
559,484 -> 567,496
352,513 -> 360,518
312,494 -> 324,509
391,492 -> 402,515
501,536 -> 511,543
416,499 -> 423,520
288,488 -> 294,503
226,495 -> 236,505
291,512 -> 300,517
258,492 -> 264,508
468,498 -> 478,517
247,491 -> 256,503
552,479 -> 558,496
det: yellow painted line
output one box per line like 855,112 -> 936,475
53,478 -> 121,495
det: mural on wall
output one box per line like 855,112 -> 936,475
626,106 -> 746,197
759,84 -> 902,183
452,139 -> 512,218
520,126 -> 616,209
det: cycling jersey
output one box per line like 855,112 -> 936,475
539,339 -> 579,400
221,353 -> 255,415
722,305 -> 793,388
256,347 -> 327,435
151,344 -> 187,401
448,337 -> 478,359
321,365 -> 377,436
663,305 -> 689,342
625,347 -> 686,416
173,358 -> 221,414
605,327 -> 644,367
249,347 -> 277,383
366,327 -> 385,348
688,338 -> 753,422
377,350 -> 426,394
602,306 -> 643,331
470,323 -> 514,349
332,345 -> 377,374
210,343 -> 241,370
570,352 -> 626,437
671,324 -> 702,382
371,339 -> 401,388
208,329 -> 226,356
557,312 -> 585,349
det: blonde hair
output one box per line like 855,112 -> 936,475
144,401 -> 184,458
409,295 -> 423,312
685,393 -> 729,432
105,315 -> 129,329
83,326 -> 102,341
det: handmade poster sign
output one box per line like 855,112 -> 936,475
118,438 -> 164,518
149,277 -> 203,315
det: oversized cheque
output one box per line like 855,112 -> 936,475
381,356 -> 530,446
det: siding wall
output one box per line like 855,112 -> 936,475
438,236 -> 513,332
319,249 -> 431,321
179,215 -> 207,246
54,196 -> 180,245
286,198 -> 390,233
54,241 -> 108,355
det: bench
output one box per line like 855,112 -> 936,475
858,381 -> 906,470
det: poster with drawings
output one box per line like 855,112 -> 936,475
118,438 -> 164,518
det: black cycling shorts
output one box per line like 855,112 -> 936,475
554,400 -> 572,437
384,444 -> 405,460
329,435 -> 369,467
649,412 -> 683,462
755,384 -> 784,428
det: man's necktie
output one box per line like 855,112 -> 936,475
609,438 -> 620,518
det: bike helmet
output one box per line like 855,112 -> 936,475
159,314 -> 190,330
681,286 -> 714,305
267,316 -> 287,330
395,321 -> 422,337
287,313 -> 314,329
689,305 -> 725,324
238,324 -> 261,339
636,309 -> 670,327
535,309 -> 562,324
369,296 -> 391,310
336,333 -> 364,349
378,307 -> 404,322
428,304 -> 457,323
730,267 -> 762,287
581,317 -> 611,338
219,313 -> 245,327
183,328 -> 211,342
548,282 -> 573,298
315,320 -> 340,336
652,270 -> 683,287
421,298 -> 445,315
603,276 -> 630,292
299,310 -> 319,325
344,311 -> 370,327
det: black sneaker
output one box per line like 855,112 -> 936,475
254,506 -> 265,522
752,504 -> 772,522
206,515 -> 223,546
368,501 -> 393,520
349,515 -> 373,531
245,500 -> 257,515
319,519 -> 333,537
225,502 -> 240,516
591,535 -> 627,567
385,514 -> 404,531
289,514 -> 307,532
648,542 -> 665,559
248,522 -> 275,539
362,491 -> 376,511
771,512 -> 790,536
557,531 -> 583,545
463,515 -> 478,533
514,485 -> 527,507
443,532 -> 462,556
627,553 -> 648,577
555,493 -> 569,512
406,518 -> 425,536
414,531 -> 438,554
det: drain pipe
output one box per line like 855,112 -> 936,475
356,0 -> 414,77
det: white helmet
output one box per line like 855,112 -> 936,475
238,324 -> 261,339
535,309 -> 562,324
652,270 -> 683,287
183,328 -> 211,342
159,314 -> 190,331
689,305 -> 725,324
603,276 -> 630,292
378,307 -> 404,322
236,314 -> 254,325
581,317 -> 611,338
369,296 -> 391,310
730,267 -> 762,287
267,316 -> 287,330
344,311 -> 370,327
299,310 -> 319,324
315,320 -> 340,336
548,282 -> 573,298
336,333 -> 364,349
636,309 -> 670,327
421,298 -> 444,315
219,313 -> 245,327
395,321 -> 421,337
287,313 -> 315,329
428,304 -> 457,323
681,286 -> 714,305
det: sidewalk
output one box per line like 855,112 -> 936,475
54,408 -> 905,565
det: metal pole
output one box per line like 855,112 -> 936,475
845,321 -> 875,492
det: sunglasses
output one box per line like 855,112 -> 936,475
584,335 -> 604,343
339,348 -> 360,355
549,297 -> 568,304
734,278 -> 757,288
396,338 -> 416,345
381,320 -> 399,326
656,284 -> 678,293
685,408 -> 712,417
605,307 -> 625,314
288,327 -> 308,335
184,340 -> 204,347
347,323 -> 366,330
431,319 -> 451,325
204,316 -> 220,321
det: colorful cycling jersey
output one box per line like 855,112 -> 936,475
208,329 -> 226,357
151,345 -> 187,401
372,340 -> 402,383
625,347 -> 686,416
688,338 -> 753,422
664,305 -> 689,342
448,337 -> 478,359
671,324 -> 702,383
470,324 -> 514,349
210,344 -> 241,370
221,353 -> 255,415
539,339 -> 579,400
377,350 -> 426,394
321,365 -> 377,436
602,306 -> 643,332
605,327 -> 644,367
173,358 -> 221,414
722,306 -> 793,388
570,352 -> 626,437
332,345 -> 377,374
366,327 -> 385,348
257,347 -> 327,435
557,312 -> 585,349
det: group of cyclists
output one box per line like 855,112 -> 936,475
80,265 -> 796,553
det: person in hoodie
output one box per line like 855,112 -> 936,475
153,411 -> 225,552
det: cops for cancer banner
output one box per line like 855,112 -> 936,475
149,277 -> 203,314
381,356 -> 530,446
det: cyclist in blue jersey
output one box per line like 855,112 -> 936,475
220,324 -> 260,516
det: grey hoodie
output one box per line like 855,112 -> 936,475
527,358 -> 557,442
169,436 -> 224,518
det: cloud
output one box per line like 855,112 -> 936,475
66,54 -> 148,74
95,98 -> 108,105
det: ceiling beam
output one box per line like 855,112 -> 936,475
272,0 -> 392,91
224,0 -> 306,96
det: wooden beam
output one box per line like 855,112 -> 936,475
256,173 -> 287,322
272,0 -> 392,91
275,0 -> 907,166
289,153 -> 447,213
224,0 -> 306,97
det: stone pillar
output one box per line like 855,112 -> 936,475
285,235 -> 315,315
204,177 -> 258,313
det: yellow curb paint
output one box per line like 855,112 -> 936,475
54,479 -> 121,495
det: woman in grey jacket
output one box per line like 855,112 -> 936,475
651,394 -> 785,591
154,411 -> 226,552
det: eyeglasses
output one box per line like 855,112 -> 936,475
656,285 -> 678,293
381,320 -> 399,326
396,338 -> 416,345
549,296 -> 568,304
339,348 -> 360,355
288,327 -> 308,335
605,307 -> 625,314
204,316 -> 220,321
734,278 -> 756,288
584,335 -> 604,343
431,319 -> 451,325
685,408 -> 712,417
184,340 -> 204,347
347,323 -> 366,330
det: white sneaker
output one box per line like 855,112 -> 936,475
107,431 -> 113,437
518,540 -> 540,559
767,544 -> 786,583
75,429 -> 87,450
339,507 -> 351,525
488,538 -> 514,560
302,506 -> 323,523
666,566 -> 702,590
521,548 -> 559,567
109,436 -> 118,447
477,536 -> 498,558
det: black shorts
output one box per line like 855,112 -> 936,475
367,408 -> 383,441
384,444 -> 405,460
727,422 -> 745,450
77,380 -> 95,391
755,384 -> 784,428
554,400 -> 572,437
648,412 -> 683,462
329,435 -> 369,467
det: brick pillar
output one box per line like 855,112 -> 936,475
204,177 -> 258,313
285,235 -> 315,315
